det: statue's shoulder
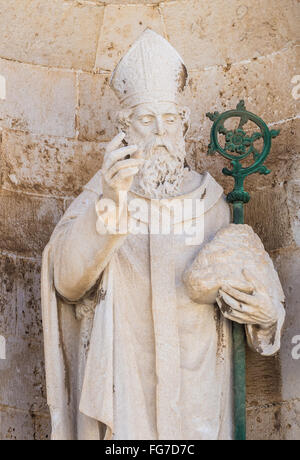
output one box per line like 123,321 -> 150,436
183,169 -> 224,199
83,169 -> 103,195
51,170 -> 103,237
181,169 -> 228,218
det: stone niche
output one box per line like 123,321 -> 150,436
0,0 -> 299,440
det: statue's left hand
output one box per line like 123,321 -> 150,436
217,269 -> 280,329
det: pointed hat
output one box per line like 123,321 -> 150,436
110,29 -> 188,107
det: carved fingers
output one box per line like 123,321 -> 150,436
103,144 -> 140,172
102,132 -> 144,194
217,290 -> 258,325
217,270 -> 279,328
105,131 -> 127,154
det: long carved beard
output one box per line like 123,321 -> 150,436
131,136 -> 186,198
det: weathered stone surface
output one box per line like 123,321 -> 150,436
0,59 -> 76,137
247,400 -> 300,440
247,403 -> 284,440
78,72 -> 119,141
91,1 -> 165,3
186,140 -> 229,193
162,0 -> 298,71
0,254 -> 43,342
0,0 -> 104,71
94,4 -> 165,71
33,414 -> 51,441
0,407 -> 35,440
0,407 -> 50,440
273,249 -> 300,402
287,179 -> 300,247
244,153 -> 299,252
0,129 -> 106,196
281,399 -> 300,440
0,336 -> 47,413
0,254 -> 17,340
0,191 -> 64,256
289,156 -> 300,249
246,349 -> 282,408
245,118 -> 300,192
185,46 -> 298,142
244,185 -> 293,252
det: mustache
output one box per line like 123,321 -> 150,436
143,136 -> 175,156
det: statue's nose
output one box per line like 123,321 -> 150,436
155,116 -> 165,136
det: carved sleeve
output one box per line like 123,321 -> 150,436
51,187 -> 126,302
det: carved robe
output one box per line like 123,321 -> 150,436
41,169 -> 285,440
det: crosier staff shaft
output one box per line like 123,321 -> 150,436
232,201 -> 246,441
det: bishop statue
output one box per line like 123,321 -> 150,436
41,30 -> 285,440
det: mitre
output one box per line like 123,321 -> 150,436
110,29 -> 188,108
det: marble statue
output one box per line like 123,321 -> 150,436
41,29 -> 285,440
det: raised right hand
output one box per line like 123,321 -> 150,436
102,132 -> 144,203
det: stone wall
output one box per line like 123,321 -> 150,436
0,0 -> 299,440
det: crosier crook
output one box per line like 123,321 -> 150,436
206,100 -> 280,440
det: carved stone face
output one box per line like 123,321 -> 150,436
120,101 -> 188,198
128,101 -> 183,147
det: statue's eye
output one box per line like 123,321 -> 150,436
139,115 -> 153,125
165,115 -> 176,123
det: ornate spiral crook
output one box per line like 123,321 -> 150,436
206,100 -> 280,204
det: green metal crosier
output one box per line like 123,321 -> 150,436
206,100 -> 280,441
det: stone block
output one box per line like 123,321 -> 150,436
281,399 -> 300,440
0,0 -> 104,71
247,400 -> 300,440
245,118 -> 300,191
244,185 -> 293,252
0,253 -> 43,342
0,129 -> 106,196
0,58 -> 76,137
0,191 -> 64,257
33,414 -> 51,441
0,407 -> 50,440
94,3 -> 165,72
0,407 -> 35,440
162,0 -> 298,71
0,336 -> 47,413
287,179 -> 300,247
246,349 -> 282,408
78,72 -> 119,141
247,403 -> 284,440
0,254 -> 17,339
